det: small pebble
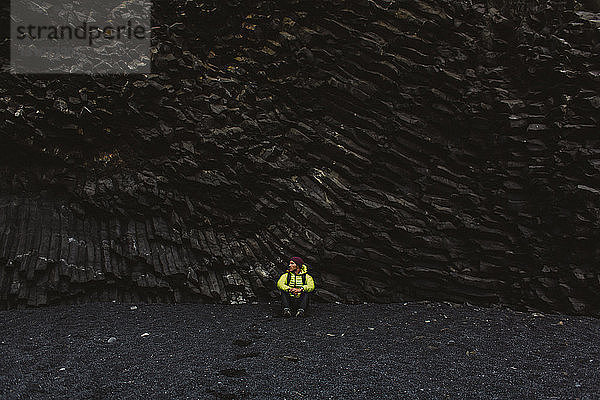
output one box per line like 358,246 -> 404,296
107,337 -> 117,344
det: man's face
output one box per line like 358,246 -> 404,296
288,260 -> 299,272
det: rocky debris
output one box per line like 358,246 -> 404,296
1,0 -> 600,315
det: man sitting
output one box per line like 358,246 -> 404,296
277,257 -> 315,317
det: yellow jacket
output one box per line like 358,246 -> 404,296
277,264 -> 315,298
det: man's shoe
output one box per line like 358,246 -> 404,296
295,309 -> 305,318
282,308 -> 291,317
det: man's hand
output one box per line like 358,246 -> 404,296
289,287 -> 302,294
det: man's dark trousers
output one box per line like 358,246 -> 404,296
280,290 -> 309,311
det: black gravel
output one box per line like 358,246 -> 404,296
1,301 -> 599,400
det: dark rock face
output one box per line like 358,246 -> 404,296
0,0 -> 599,314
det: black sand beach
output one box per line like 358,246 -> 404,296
1,301 -> 599,399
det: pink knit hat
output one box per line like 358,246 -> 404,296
290,257 -> 304,266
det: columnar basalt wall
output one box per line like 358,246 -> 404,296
0,0 -> 599,314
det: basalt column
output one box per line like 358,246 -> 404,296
0,0 -> 599,315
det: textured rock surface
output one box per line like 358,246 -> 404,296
0,0 -> 599,314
